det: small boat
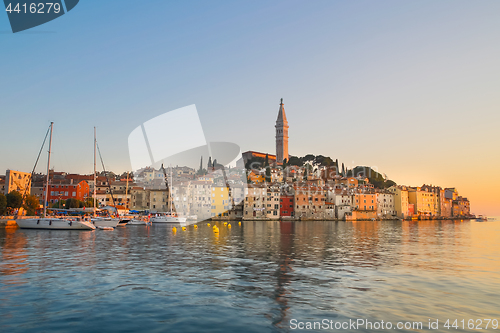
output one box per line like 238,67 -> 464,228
150,164 -> 187,225
92,217 -> 120,228
150,213 -> 187,225
476,215 -> 488,222
116,219 -> 129,227
125,218 -> 149,225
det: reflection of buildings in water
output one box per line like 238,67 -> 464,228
0,227 -> 29,280
350,221 -> 382,267
400,220 -> 471,271
271,221 -> 294,328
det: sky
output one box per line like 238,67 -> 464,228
0,0 -> 499,215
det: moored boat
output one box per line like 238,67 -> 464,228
92,217 -> 120,228
15,122 -> 95,231
476,215 -> 488,222
17,217 -> 95,230
150,213 -> 188,225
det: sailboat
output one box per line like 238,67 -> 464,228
16,122 -> 96,230
91,127 -> 120,228
150,165 -> 187,225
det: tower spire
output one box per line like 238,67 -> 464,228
275,98 -> 289,165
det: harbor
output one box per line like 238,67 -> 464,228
1,219 -> 499,332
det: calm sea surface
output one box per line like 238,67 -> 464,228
1,220 -> 499,333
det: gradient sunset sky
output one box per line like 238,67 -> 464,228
1,1 -> 499,215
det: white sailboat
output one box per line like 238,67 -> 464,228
16,122 -> 96,231
150,165 -> 187,225
91,127 -> 119,228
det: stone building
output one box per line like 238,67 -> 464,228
275,98 -> 289,165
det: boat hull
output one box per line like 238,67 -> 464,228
126,219 -> 148,225
16,218 -> 96,230
150,217 -> 188,225
92,218 -> 120,228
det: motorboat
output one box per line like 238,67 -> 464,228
476,215 -> 488,222
91,217 -> 120,228
150,213 -> 187,225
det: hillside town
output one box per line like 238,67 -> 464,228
0,99 -> 471,221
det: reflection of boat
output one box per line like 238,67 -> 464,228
16,122 -> 95,231
476,215 -> 488,222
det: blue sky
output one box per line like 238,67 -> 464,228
1,1 -> 499,214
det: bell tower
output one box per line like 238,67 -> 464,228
275,98 -> 289,165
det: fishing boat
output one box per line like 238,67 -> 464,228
16,122 -> 95,231
150,164 -> 187,225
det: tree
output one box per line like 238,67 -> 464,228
0,193 -> 6,216
288,155 -> 302,166
282,158 -> 288,170
51,201 -> 64,209
23,195 -> 40,216
84,197 -> 95,208
207,156 -> 212,170
198,156 -> 204,174
303,154 -> 315,162
322,157 -> 333,167
6,191 -> 23,210
265,153 -> 269,167
265,165 -> 271,182
65,198 -> 82,209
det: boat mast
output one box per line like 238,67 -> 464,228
43,122 -> 54,219
93,127 -> 97,217
170,166 -> 173,215
125,171 -> 129,210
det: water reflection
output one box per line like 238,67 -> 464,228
0,220 -> 499,332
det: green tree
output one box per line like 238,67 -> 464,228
303,154 -> 315,162
84,197 -> 95,208
65,198 -> 82,209
288,155 -> 302,167
6,191 -> 23,210
0,193 -> 7,215
23,195 -> 40,216
51,201 -> 64,209
207,156 -> 212,170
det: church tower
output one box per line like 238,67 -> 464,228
275,98 -> 289,165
